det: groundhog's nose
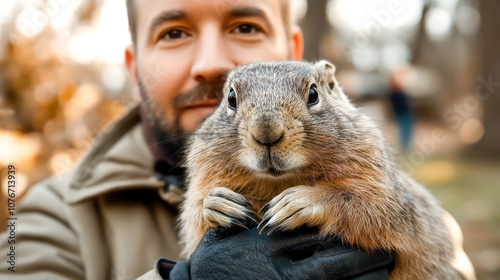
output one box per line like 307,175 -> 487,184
250,112 -> 285,147
252,132 -> 284,147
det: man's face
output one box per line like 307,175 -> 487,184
125,0 -> 303,135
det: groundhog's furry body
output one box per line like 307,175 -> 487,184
179,61 -> 475,279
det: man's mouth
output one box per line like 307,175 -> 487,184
183,99 -> 220,110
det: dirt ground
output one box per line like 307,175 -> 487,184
409,157 -> 500,280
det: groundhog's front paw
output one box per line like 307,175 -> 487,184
203,187 -> 259,229
258,186 -> 327,234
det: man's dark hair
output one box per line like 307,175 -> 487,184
126,0 -> 292,45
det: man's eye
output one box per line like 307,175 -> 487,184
161,29 -> 187,40
233,24 -> 258,34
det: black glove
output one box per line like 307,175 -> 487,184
159,221 -> 393,280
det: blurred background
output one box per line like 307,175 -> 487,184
0,0 -> 499,279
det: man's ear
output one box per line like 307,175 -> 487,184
315,60 -> 336,90
125,44 -> 138,85
290,26 -> 303,61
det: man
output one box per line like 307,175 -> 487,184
0,0 -> 473,279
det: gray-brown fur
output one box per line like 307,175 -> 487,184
179,61 -> 475,279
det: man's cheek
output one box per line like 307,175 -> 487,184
140,56 -> 174,92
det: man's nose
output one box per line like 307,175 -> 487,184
191,25 -> 235,83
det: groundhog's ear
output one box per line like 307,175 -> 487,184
315,60 -> 336,90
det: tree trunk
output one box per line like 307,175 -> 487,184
302,0 -> 329,61
476,0 -> 500,157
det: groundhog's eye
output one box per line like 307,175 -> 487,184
307,84 -> 319,107
228,88 -> 237,110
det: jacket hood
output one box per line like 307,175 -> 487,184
65,105 -> 165,204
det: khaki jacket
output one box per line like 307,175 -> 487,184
0,106 -> 180,280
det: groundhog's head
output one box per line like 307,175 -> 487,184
187,61 -> 383,184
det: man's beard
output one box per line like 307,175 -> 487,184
137,74 -> 225,153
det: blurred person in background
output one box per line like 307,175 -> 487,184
389,67 -> 415,152
0,0 -> 474,279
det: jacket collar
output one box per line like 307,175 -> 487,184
65,105 -> 167,204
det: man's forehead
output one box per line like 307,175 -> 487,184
136,0 -> 283,27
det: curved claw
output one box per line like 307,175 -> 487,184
246,210 -> 260,224
210,188 -> 249,206
258,214 -> 272,234
204,187 -> 260,229
246,200 -> 258,212
258,206 -> 307,235
259,201 -> 271,214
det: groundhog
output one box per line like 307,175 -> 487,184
178,60 -> 476,280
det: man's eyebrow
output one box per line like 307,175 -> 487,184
226,6 -> 267,19
149,10 -> 186,34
